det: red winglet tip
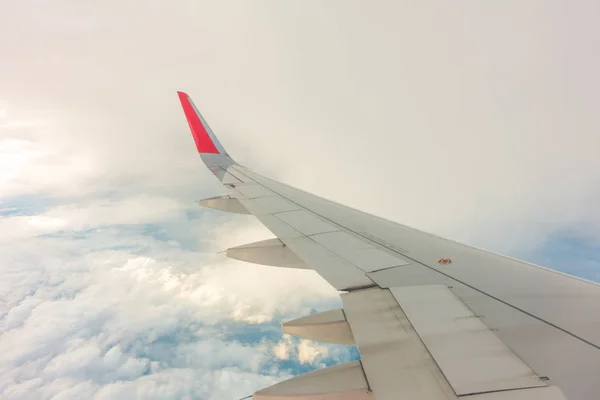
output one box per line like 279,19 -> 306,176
177,91 -> 220,154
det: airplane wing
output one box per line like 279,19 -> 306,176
177,91 -> 600,400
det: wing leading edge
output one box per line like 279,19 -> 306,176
177,92 -> 600,400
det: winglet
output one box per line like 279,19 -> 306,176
177,91 -> 228,155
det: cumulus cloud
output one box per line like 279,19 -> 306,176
0,218 -> 349,399
296,340 -> 328,366
272,336 -> 292,361
270,335 -> 331,367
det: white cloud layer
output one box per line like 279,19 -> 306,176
1,1 -> 600,399
0,215 -> 344,399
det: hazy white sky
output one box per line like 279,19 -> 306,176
1,1 -> 600,399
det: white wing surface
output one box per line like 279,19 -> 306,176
177,92 -> 600,400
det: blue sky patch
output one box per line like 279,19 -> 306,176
529,232 -> 600,282
0,194 -> 56,216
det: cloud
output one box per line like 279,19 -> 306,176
272,336 -> 292,361
0,196 -> 187,244
297,340 -> 328,366
1,1 -> 600,399
0,131 -> 98,199
44,196 -> 186,231
0,201 -> 347,399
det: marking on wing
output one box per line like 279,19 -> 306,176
257,215 -> 304,240
283,237 -> 375,290
233,184 -> 275,199
310,231 -> 410,273
252,196 -> 301,214
368,265 -> 453,288
208,166 -> 243,185
274,210 -> 339,236
359,231 -> 409,254
235,198 -> 268,216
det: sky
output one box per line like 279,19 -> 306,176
1,1 -> 600,399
